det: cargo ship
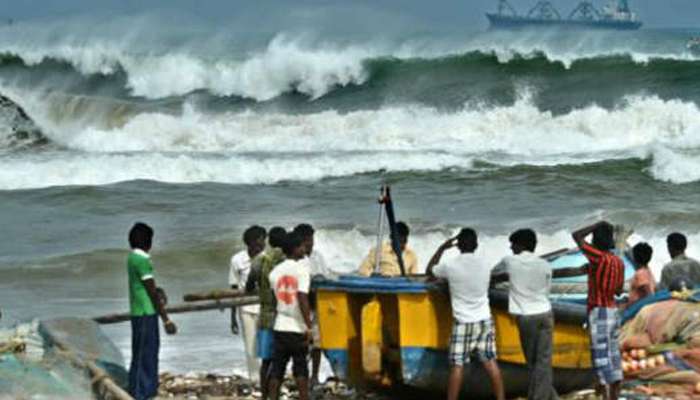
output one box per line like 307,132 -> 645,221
487,0 -> 643,31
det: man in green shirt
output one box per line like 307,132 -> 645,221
247,226 -> 286,399
127,222 -> 177,400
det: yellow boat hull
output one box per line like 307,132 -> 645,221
315,277 -> 593,397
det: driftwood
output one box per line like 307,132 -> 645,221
93,296 -> 260,324
183,288 -> 247,302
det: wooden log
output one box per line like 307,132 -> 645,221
94,296 -> 260,325
183,288 -> 247,302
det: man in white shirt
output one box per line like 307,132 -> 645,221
492,229 -> 558,400
229,225 -> 266,383
427,228 -> 505,400
293,223 -> 333,387
268,231 -> 313,400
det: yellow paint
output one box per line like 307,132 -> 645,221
493,309 -> 591,369
361,298 -> 383,374
316,290 -> 355,350
316,288 -> 591,372
397,292 -> 453,348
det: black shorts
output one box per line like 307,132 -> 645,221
270,331 -> 309,379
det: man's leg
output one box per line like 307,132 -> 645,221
260,360 -> 271,399
291,333 -> 310,400
311,349 -> 321,385
446,365 -> 464,400
268,332 -> 290,400
241,312 -> 260,383
128,317 -> 143,398
482,359 -> 505,400
516,315 -> 537,398
534,313 -> 558,400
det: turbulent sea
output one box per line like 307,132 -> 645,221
2,14 -> 700,375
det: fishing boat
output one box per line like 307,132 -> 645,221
314,247 -> 636,397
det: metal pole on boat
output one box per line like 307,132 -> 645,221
374,185 -> 387,275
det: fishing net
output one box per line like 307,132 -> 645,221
0,318 -> 128,399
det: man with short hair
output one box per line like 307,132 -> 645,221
427,228 -> 505,400
660,232 -> 700,291
359,221 -> 419,276
268,231 -> 313,400
126,222 -> 177,400
293,223 -> 330,388
248,226 -> 287,399
229,225 -> 267,383
554,221 -> 625,400
492,229 -> 558,400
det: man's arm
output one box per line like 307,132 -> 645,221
571,221 -> 610,248
358,249 -> 375,277
298,292 -> 313,332
143,278 -> 177,334
229,257 -> 242,335
426,238 -> 456,277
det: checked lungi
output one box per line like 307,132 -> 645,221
449,318 -> 497,366
588,307 -> 623,385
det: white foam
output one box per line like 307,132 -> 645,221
0,151 -> 474,190
3,92 -> 700,188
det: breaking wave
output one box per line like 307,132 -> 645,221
1,90 -> 700,188
0,35 -> 699,103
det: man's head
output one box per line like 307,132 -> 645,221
456,228 -> 478,253
396,221 -> 410,250
243,225 -> 267,257
509,229 -> 537,255
129,222 -> 154,252
268,226 -> 287,249
667,232 -> 687,259
283,231 -> 306,260
293,223 -> 315,256
632,242 -> 653,270
592,222 -> 615,252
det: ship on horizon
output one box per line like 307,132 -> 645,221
487,0 -> 643,31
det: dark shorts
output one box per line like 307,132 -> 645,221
270,331 -> 309,379
257,329 -> 274,360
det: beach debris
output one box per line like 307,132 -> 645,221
157,373 -> 377,400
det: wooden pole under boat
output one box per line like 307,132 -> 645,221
47,332 -> 134,400
93,296 -> 260,325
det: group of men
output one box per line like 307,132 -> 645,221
426,223 -> 700,400
125,218 -> 700,400
228,223 -> 330,400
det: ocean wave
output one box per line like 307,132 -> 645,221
0,151 -> 475,190
0,34 -> 699,102
3,90 -> 700,187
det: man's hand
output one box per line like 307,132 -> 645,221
164,320 -> 178,335
305,329 -> 313,345
441,237 -> 457,250
231,321 -> 240,335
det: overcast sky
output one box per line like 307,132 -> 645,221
3,0 -> 699,30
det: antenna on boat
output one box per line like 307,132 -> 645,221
374,185 -> 387,274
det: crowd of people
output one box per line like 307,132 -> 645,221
123,219 -> 700,400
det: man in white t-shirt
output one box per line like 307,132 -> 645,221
427,228 -> 505,400
229,225 -> 266,383
293,223 -> 334,388
492,229 -> 558,400
268,231 -> 313,400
